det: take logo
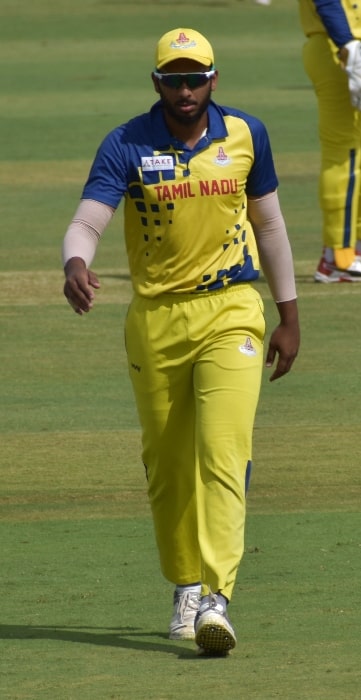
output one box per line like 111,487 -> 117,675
141,155 -> 174,172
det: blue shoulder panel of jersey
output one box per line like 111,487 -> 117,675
218,105 -> 278,197
81,113 -> 153,208
82,103 -> 182,207
313,0 -> 353,46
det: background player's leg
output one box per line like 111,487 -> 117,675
303,35 -> 361,273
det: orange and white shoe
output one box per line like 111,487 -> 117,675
314,255 -> 361,283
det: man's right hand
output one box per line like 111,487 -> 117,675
63,256 -> 100,315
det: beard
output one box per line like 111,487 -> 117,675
158,84 -> 213,125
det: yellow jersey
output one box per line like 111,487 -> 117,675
82,101 -> 278,297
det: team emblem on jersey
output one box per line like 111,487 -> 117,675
214,147 -> 231,166
239,337 -> 257,357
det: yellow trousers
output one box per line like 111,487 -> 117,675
303,35 -> 361,268
124,284 -> 265,601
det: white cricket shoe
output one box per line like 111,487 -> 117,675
314,255 -> 361,282
169,586 -> 201,640
195,593 -> 236,656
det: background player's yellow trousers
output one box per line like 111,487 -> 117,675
302,35 -> 361,267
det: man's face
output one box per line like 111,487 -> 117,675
152,58 -> 218,126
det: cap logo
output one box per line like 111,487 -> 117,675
170,32 -> 197,50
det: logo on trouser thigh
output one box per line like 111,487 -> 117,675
238,337 -> 256,356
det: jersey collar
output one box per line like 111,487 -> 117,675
150,100 -> 228,150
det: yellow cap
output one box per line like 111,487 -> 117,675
155,28 -> 214,70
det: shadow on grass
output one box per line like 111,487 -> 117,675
0,624 -> 205,659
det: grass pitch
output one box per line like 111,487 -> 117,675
1,1 -> 360,698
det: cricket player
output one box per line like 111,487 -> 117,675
62,28 -> 300,656
299,0 -> 361,281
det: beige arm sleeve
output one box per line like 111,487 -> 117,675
62,199 -> 114,267
247,191 -> 297,303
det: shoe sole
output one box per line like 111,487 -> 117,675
195,616 -> 236,656
314,270 -> 361,284
314,271 -> 361,283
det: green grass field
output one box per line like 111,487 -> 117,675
1,1 -> 361,698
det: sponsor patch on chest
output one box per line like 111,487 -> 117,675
141,156 -> 174,172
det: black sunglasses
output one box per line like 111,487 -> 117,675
153,70 -> 216,89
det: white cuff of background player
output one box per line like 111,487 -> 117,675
62,199 -> 114,268
247,190 -> 297,303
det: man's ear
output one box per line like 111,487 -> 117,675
211,70 -> 219,92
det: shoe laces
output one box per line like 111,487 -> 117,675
208,590 -> 219,608
175,590 -> 200,620
199,589 -> 225,614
